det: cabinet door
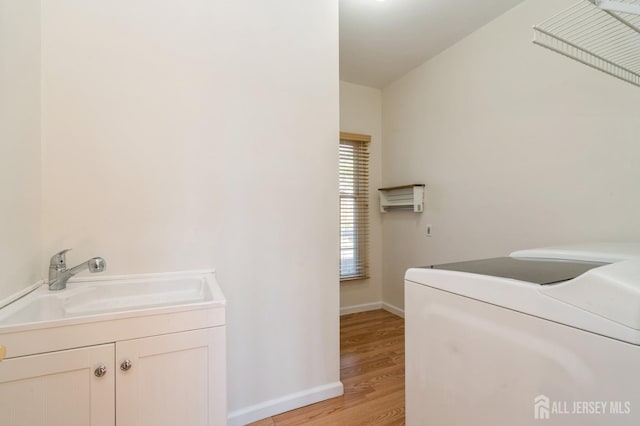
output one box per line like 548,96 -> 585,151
116,327 -> 226,426
0,344 -> 115,426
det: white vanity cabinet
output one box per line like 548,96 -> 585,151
116,327 -> 226,426
0,271 -> 227,426
0,344 -> 115,426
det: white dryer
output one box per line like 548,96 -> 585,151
405,243 -> 640,426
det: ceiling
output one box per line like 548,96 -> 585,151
339,0 -> 526,88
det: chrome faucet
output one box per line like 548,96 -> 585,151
48,249 -> 106,291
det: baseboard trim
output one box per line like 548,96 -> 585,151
382,302 -> 405,318
340,301 -> 404,318
340,302 -> 383,316
227,381 -> 344,426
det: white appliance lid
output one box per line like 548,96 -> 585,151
428,257 -> 606,285
543,258 -> 640,331
511,242 -> 640,263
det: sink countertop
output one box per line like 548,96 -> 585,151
0,270 -> 226,358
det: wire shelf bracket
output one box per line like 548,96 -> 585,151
378,184 -> 425,213
533,0 -> 640,87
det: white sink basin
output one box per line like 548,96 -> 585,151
0,271 -> 222,328
0,297 -> 67,326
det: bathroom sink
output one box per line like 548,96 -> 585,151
0,271 -> 222,328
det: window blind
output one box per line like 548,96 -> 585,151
339,133 -> 370,281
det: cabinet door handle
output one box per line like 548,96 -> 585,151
120,359 -> 133,371
94,364 -> 108,377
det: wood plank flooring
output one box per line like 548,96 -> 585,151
250,309 -> 405,426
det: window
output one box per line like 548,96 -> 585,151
339,132 -> 370,281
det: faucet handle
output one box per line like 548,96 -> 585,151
50,249 -> 72,268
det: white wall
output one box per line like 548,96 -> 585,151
0,0 -> 41,301
41,0 -> 340,421
339,81 -> 383,311
382,0 -> 640,309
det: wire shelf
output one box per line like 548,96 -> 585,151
533,0 -> 640,87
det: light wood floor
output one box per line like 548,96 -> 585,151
250,309 -> 405,426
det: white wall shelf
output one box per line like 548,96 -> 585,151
378,184 -> 425,213
533,0 -> 640,88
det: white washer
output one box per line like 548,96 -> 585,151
405,243 -> 640,426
